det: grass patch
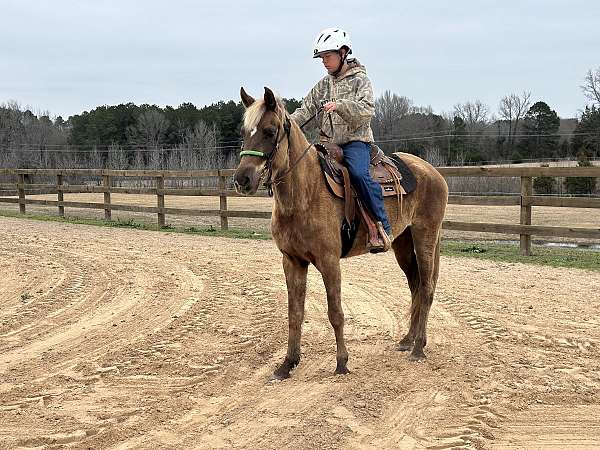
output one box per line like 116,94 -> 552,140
0,210 -> 271,240
442,240 -> 600,271
110,218 -> 147,229
1,210 -> 597,270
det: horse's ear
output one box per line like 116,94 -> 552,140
264,87 -> 277,111
240,87 -> 255,108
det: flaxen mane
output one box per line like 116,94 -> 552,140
242,95 -> 286,131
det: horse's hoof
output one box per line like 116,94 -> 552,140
335,365 -> 350,375
408,351 -> 426,362
269,372 -> 289,382
397,342 -> 413,352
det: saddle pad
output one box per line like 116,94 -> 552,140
389,154 -> 417,194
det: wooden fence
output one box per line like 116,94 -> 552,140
1,166 -> 599,256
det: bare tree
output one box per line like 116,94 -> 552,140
372,91 -> 412,138
375,92 -> 439,149
184,121 -> 219,169
0,101 -> 25,148
453,100 -> 489,133
498,91 -> 531,146
581,67 -> 600,105
166,147 -> 183,173
423,146 -> 446,166
125,110 -> 169,170
108,143 -> 128,169
88,146 -> 104,169
128,109 -> 169,148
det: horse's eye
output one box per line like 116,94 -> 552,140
263,127 -> 276,137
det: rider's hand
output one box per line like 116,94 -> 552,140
323,101 -> 337,112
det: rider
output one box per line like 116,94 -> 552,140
290,27 -> 393,252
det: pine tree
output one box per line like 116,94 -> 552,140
518,101 -> 560,159
571,106 -> 600,158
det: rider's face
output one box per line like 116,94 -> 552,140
320,51 -> 341,73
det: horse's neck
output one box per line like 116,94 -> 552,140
272,126 -> 320,216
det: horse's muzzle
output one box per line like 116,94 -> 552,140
234,166 -> 259,195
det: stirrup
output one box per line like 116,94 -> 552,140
367,222 -> 392,253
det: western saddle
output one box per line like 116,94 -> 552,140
315,143 -> 406,253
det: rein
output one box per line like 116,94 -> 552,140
298,104 -> 334,140
299,105 -> 324,130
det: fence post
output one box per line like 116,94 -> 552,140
57,174 -> 65,217
17,173 -> 26,214
103,174 -> 112,220
520,176 -> 532,256
157,175 -> 165,227
218,170 -> 228,230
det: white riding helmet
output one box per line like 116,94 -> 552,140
313,28 -> 352,58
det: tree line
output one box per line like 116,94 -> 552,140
1,67 -> 599,174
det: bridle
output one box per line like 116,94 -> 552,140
239,108 -> 315,196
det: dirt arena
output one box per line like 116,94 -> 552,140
1,216 -> 599,449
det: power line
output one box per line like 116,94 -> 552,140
375,131 -> 600,141
0,142 -> 241,148
3,131 -> 598,152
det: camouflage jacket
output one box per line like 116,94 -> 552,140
290,59 -> 375,145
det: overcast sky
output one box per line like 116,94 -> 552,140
1,0 -> 598,119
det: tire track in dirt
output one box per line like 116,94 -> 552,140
428,261 -> 600,449
0,260 -> 107,362
428,289 -> 553,449
6,244 -> 285,449
490,404 -> 600,449
0,228 -> 210,448
0,248 -> 64,323
0,248 -> 68,339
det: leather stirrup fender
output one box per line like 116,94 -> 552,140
356,199 -> 381,251
340,166 -> 355,226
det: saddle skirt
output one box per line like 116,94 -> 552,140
316,143 -> 414,199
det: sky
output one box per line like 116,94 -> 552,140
1,0 -> 598,119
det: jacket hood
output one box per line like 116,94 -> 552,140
334,58 -> 366,80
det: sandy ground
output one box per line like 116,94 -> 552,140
1,193 -> 600,245
1,216 -> 599,449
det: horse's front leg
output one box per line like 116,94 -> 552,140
271,254 -> 308,381
315,255 -> 349,375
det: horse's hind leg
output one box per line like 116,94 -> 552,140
272,254 -> 308,380
314,255 -> 349,375
392,227 -> 420,351
408,225 -> 442,361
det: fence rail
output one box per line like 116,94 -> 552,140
1,166 -> 599,255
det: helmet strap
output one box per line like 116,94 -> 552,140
331,48 -> 349,78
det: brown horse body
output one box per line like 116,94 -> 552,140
234,87 -> 448,380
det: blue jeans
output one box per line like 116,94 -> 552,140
342,141 -> 391,234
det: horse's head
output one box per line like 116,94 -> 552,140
234,87 -> 290,195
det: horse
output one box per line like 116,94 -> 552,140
234,87 -> 448,380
